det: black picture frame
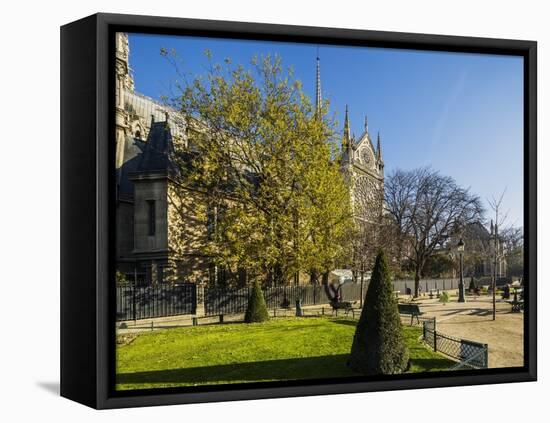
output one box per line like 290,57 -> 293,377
60,12 -> 537,409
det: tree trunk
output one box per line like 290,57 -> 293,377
310,269 -> 319,285
274,264 -> 283,287
414,270 -> 421,298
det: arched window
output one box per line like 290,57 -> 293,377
135,130 -> 141,139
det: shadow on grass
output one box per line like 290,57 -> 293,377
117,354 -> 353,387
409,357 -> 456,371
329,319 -> 359,327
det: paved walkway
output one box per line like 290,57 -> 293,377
116,304 -> 336,334
411,295 -> 524,368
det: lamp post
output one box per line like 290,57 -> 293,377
359,261 -> 365,309
457,238 -> 466,302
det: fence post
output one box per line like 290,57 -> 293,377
433,330 -> 437,352
484,344 -> 489,368
194,283 -> 205,317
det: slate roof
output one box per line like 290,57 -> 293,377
117,121 -> 198,199
117,121 -> 175,199
116,135 -> 144,198
137,121 -> 175,173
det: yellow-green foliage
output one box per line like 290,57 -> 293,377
168,51 -> 353,284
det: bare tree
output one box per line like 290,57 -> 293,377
487,190 -> 509,320
501,226 -> 524,277
385,167 -> 484,297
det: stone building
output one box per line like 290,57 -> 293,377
459,220 -> 507,278
340,107 -> 384,223
313,56 -> 385,226
115,34 -> 384,284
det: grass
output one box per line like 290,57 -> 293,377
116,316 -> 454,390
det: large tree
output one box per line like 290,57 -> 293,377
166,51 -> 352,286
385,167 -> 483,297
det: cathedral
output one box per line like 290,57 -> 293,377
115,33 -> 384,284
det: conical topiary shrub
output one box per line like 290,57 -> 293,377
348,250 -> 409,375
244,280 -> 269,323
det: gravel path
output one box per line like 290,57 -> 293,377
413,296 -> 524,368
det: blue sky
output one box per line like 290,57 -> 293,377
127,33 -> 524,227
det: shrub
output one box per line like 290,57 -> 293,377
116,270 -> 127,285
244,281 -> 269,323
439,291 -> 449,303
348,250 -> 409,375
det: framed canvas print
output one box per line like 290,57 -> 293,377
60,13 -> 537,409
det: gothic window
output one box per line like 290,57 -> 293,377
135,130 -> 141,140
147,200 -> 156,236
353,175 -> 382,221
362,149 -> 371,166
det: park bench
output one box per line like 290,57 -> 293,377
330,300 -> 356,316
398,303 -> 424,325
507,289 -> 524,313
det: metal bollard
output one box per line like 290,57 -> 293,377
192,317 -> 198,326
219,314 -> 224,323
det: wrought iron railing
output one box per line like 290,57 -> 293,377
422,319 -> 488,369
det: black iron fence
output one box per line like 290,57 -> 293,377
204,287 -> 249,316
116,283 -> 196,321
116,278 -> 459,321
204,285 -> 336,316
422,318 -> 488,369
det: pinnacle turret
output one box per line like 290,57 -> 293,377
376,131 -> 382,161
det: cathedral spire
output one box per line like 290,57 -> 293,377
364,115 -> 368,132
315,51 -> 322,117
343,105 -> 351,151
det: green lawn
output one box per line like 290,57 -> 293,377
116,316 -> 454,390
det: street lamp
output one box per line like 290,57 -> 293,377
457,238 -> 466,302
359,261 -> 365,309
